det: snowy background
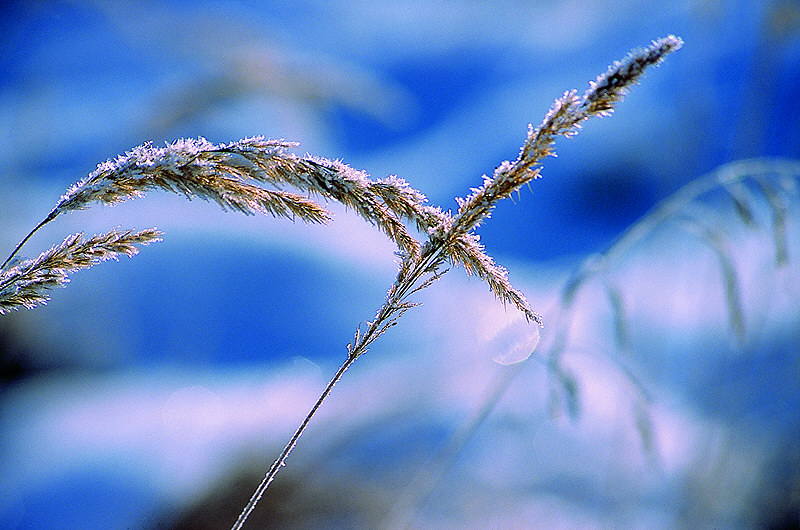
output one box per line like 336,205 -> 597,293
1,1 -> 799,528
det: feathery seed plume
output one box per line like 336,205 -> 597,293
54,138 -> 331,223
0,228 -> 162,314
453,36 -> 683,237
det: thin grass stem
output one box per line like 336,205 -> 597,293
231,355 -> 356,530
1,213 -> 56,270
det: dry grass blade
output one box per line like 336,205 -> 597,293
225,142 -> 423,256
3,137 -> 437,274
0,228 -> 162,314
54,138 -> 331,223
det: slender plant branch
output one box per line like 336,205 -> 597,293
231,355 -> 356,530
232,35 -> 682,529
231,224 -> 450,530
1,212 -> 57,270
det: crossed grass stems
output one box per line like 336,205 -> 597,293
0,37 -> 682,528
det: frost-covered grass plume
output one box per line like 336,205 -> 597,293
0,36 -> 683,530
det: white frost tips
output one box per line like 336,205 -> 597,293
488,316 -> 541,365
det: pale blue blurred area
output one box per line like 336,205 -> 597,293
1,1 -> 799,529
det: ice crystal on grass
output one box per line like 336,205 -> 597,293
54,137 -> 331,223
454,35 -> 683,239
0,228 -> 161,313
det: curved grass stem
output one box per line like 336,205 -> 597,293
1,213 -> 56,270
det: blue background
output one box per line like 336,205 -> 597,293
1,1 -> 799,528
